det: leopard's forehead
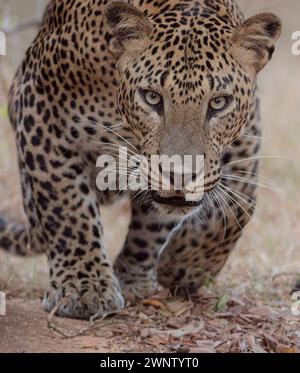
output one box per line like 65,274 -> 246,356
125,18 -> 239,104
136,0 -> 242,19
125,1 -> 243,99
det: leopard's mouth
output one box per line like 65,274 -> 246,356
150,185 -> 217,218
150,192 -> 205,218
151,192 -> 202,208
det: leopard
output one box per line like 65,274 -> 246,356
0,0 -> 281,319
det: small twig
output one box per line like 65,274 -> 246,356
47,302 -> 125,339
212,312 -> 235,319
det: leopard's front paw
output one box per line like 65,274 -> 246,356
117,268 -> 158,298
43,276 -> 124,319
120,279 -> 158,298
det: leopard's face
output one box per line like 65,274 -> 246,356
105,2 -> 281,216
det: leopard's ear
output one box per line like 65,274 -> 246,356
104,2 -> 152,59
231,13 -> 282,75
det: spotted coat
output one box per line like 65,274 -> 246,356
0,0 -> 281,318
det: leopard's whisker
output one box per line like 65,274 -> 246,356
227,155 -> 290,166
96,141 -> 138,152
227,169 -> 277,186
89,139 -> 138,155
220,181 -> 261,212
233,170 -> 262,178
211,188 -> 227,245
78,114 -> 138,152
221,174 -> 280,193
218,183 -> 254,221
220,181 -> 258,206
215,185 -> 243,231
241,131 -> 270,140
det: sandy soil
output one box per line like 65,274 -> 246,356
1,285 -> 299,353
1,299 -> 113,353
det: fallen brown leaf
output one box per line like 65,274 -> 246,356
147,320 -> 204,339
141,299 -> 167,310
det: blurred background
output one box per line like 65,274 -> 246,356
0,0 -> 299,298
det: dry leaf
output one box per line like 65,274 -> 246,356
140,328 -> 150,338
248,306 -> 278,317
141,299 -> 167,309
148,320 -> 204,339
164,298 -> 192,316
247,335 -> 256,350
276,345 -> 298,353
190,347 -> 215,353
252,343 -> 268,353
73,336 -> 102,350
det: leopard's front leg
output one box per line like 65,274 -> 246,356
114,199 -> 177,297
30,156 -> 124,319
157,129 -> 260,294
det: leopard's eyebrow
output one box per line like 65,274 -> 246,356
208,74 -> 233,92
160,71 -> 169,87
207,74 -> 215,90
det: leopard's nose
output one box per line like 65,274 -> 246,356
159,163 -> 204,188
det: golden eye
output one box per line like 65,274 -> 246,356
209,96 -> 229,112
144,90 -> 162,106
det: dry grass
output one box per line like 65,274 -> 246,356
0,0 -> 299,353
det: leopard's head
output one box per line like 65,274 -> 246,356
104,1 -> 281,216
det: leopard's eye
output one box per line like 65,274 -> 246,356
209,96 -> 232,112
144,90 -> 162,106
139,89 -> 163,112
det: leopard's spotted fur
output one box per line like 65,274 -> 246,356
0,0 -> 281,318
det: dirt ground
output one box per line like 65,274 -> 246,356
0,0 -> 300,353
1,280 -> 299,353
